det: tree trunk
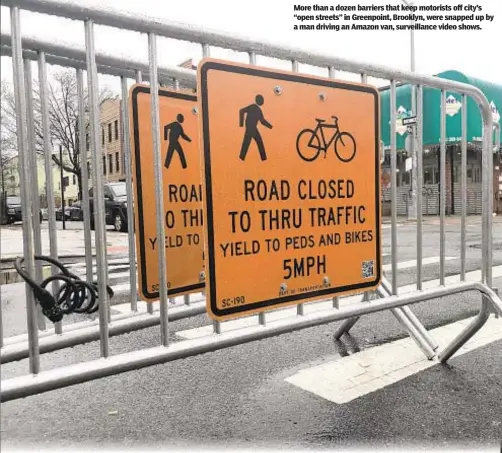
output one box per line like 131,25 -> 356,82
77,169 -> 83,201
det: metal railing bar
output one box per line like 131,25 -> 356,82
440,90 -> 446,286
23,57 -> 46,331
2,301 -> 207,363
0,33 -> 195,86
76,68 -> 93,285
120,76 -> 138,313
416,85 -> 423,290
461,94 -> 467,281
2,280 -> 500,402
10,5 -> 40,374
37,50 -> 61,334
84,19 -> 109,357
390,80 -> 398,295
148,32 -> 169,347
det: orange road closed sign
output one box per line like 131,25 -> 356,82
198,59 -> 381,321
130,85 -> 205,301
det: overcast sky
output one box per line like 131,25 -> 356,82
0,0 -> 500,93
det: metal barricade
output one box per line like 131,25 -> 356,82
1,0 -> 501,402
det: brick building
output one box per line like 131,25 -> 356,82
99,97 -> 124,183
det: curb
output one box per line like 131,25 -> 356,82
1,254 -> 95,263
1,250 -> 129,264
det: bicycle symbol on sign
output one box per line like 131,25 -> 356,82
296,116 -> 357,163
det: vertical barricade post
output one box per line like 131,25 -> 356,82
361,72 -> 371,304
249,50 -> 265,327
0,284 -> 3,348
10,5 -> 40,374
202,43 -> 221,335
38,51 -> 61,334
84,19 -> 109,357
461,94 -> 467,281
23,58 -> 46,331
120,75 -> 138,313
291,59 -> 304,318
135,69 -> 153,316
390,80 -> 398,295
440,90 -> 446,286
328,65 -> 339,310
76,68 -> 94,284
485,119 -> 494,289
416,85 -> 423,289
148,32 -> 169,346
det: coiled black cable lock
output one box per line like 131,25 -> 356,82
15,255 -> 114,323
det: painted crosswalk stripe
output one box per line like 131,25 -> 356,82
175,265 -> 502,340
284,315 -> 502,404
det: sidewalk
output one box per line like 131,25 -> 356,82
1,227 -> 129,262
1,215 -> 499,262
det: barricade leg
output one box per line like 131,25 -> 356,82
439,293 -> 502,363
333,285 -> 436,360
380,277 -> 439,351
332,292 -> 369,339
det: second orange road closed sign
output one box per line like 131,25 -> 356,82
130,85 -> 205,301
198,59 -> 382,321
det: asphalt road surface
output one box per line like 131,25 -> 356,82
1,217 -> 502,450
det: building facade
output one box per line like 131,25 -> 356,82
97,97 -> 126,183
1,153 -> 79,208
379,70 -> 501,216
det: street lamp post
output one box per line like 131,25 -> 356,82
402,0 -> 418,220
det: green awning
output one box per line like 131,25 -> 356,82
380,70 -> 501,150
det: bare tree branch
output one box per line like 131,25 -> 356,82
1,70 -> 115,199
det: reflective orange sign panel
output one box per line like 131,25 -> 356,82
130,85 -> 204,301
198,59 -> 381,321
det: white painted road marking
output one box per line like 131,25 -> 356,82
382,224 -> 403,229
382,256 -> 456,272
175,264 -> 502,340
284,315 -> 502,404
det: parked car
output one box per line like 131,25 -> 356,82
55,206 -> 71,221
89,182 -> 129,232
0,196 -> 43,225
69,201 -> 83,221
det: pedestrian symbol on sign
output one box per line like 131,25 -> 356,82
164,113 -> 192,170
238,94 -> 273,162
